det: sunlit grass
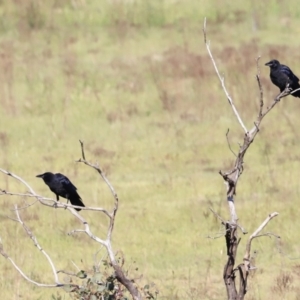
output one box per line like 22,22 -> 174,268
1,0 -> 300,299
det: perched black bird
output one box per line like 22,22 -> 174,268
265,59 -> 300,97
36,172 -> 85,211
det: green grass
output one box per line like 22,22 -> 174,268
1,0 -> 300,299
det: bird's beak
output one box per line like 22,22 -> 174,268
265,61 -> 272,66
36,174 -> 43,178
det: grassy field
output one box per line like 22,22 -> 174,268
1,0 -> 300,299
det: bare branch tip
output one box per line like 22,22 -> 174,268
203,18 -> 207,42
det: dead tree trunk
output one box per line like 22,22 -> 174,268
203,19 -> 282,299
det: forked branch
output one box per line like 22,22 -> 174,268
76,140 -> 119,241
203,18 -> 280,300
0,205 -> 66,288
203,19 -> 287,222
0,141 -> 142,300
244,212 -> 279,268
74,140 -> 141,300
236,213 -> 280,297
0,169 -> 111,215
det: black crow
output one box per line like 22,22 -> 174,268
265,59 -> 300,97
36,172 -> 85,211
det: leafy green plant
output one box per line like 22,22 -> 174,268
63,257 -> 158,300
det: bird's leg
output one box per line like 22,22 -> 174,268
53,195 -> 59,208
65,197 -> 69,210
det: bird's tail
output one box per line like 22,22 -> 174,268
70,192 -> 85,211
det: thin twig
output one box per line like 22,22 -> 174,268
209,207 -> 226,225
236,223 -> 248,235
79,139 -> 86,160
207,232 -> 227,240
203,18 -> 248,134
1,190 -> 36,198
76,141 -> 119,242
0,208 -> 67,288
1,255 -> 62,287
226,129 -> 237,157
14,204 -> 61,284
256,56 -> 264,117
57,270 -> 78,277
93,246 -> 105,270
254,232 -> 280,239
71,260 -> 81,272
244,212 -> 279,271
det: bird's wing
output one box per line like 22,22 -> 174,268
55,173 -> 77,191
281,64 -> 299,82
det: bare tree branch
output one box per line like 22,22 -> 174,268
209,207 -> 226,225
244,212 -> 279,267
14,204 -> 61,283
0,252 -> 61,288
75,140 -> 142,300
256,56 -> 264,117
235,213 -> 280,297
76,140 -> 119,242
0,141 -> 142,300
203,20 -> 288,216
203,17 -> 248,134
57,270 -> 81,277
204,18 -> 281,300
0,173 -> 111,216
207,233 -> 226,240
226,129 -> 237,157
0,206 -> 67,289
1,190 -> 37,198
